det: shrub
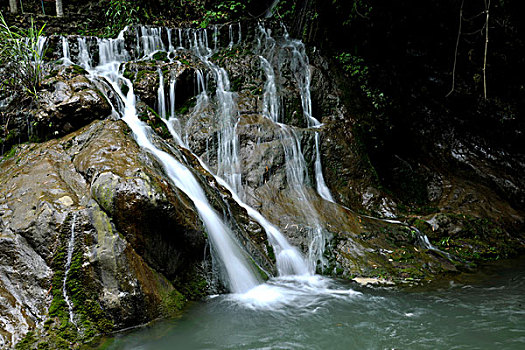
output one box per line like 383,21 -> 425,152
0,12 -> 46,98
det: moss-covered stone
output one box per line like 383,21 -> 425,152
14,331 -> 37,350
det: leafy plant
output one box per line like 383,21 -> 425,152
104,0 -> 146,36
0,12 -> 46,97
335,52 -> 386,110
272,0 -> 297,22
192,0 -> 246,28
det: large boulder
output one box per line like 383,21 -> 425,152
0,120 -> 208,348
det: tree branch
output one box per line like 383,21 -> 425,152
483,0 -> 490,100
447,0 -> 464,97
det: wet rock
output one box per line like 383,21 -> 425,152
35,66 -> 112,137
75,121 -> 206,280
0,120 -> 211,348
1,65 -> 112,158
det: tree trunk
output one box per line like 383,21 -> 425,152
56,0 -> 64,17
9,0 -> 18,14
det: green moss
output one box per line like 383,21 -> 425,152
175,97 -> 197,116
121,83 -> 129,96
172,267 -> 209,301
37,341 -> 50,350
67,245 -> 113,337
45,213 -> 114,348
152,51 -> 169,62
230,76 -> 243,92
179,58 -> 191,66
1,144 -> 18,161
71,64 -> 88,75
265,243 -> 275,262
122,70 -> 135,81
135,70 -> 150,82
162,290 -> 186,315
14,331 -> 37,350
44,69 -> 59,79
138,106 -> 171,139
389,248 -> 415,262
430,214 -> 518,262
251,258 -> 270,281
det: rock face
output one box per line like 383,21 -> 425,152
1,65 -> 112,155
0,21 -> 524,349
0,118 -> 273,348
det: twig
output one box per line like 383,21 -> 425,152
461,11 -> 485,22
446,0 -> 464,97
483,0 -> 490,100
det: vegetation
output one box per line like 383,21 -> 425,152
0,12 -> 46,97
104,0 -> 146,36
335,52 -> 386,110
193,0 -> 246,28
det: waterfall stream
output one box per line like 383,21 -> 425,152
255,25 -> 333,271
85,34 -> 263,293
61,23 -> 350,298
62,212 -> 77,326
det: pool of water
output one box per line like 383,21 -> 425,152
98,258 -> 525,349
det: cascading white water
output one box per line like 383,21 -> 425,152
138,27 -> 165,57
63,212 -> 77,326
253,24 -> 343,271
162,116 -> 309,277
131,24 -> 309,277
157,69 -> 167,118
174,27 -> 244,196
65,23 -> 348,292
61,37 -> 72,65
255,26 -> 332,272
77,37 -> 92,69
284,33 -> 335,203
84,32 -> 263,293
260,56 -> 280,123
182,69 -> 208,147
277,125 -> 329,272
150,27 -> 310,276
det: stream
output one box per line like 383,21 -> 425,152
98,258 -> 525,349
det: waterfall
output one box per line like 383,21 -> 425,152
61,37 -> 72,65
260,56 -> 280,123
284,33 -> 334,203
85,32 -> 263,293
129,24 -> 310,276
128,22 -> 328,273
258,24 -> 334,202
162,115 -> 309,277
256,24 -> 334,271
121,81 -> 262,293
157,69 -> 167,118
183,27 -> 243,196
63,213 -> 77,326
62,23 -> 328,290
152,26 -> 309,276
77,38 -> 92,69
